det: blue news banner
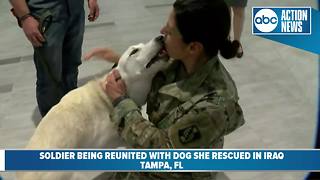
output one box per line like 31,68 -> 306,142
252,7 -> 311,35
1,149 -> 320,171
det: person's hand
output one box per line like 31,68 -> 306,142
22,16 -> 45,47
104,70 -> 127,102
84,48 -> 120,63
88,0 -> 99,22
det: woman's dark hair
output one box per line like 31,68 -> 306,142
173,0 -> 239,59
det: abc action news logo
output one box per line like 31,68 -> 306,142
252,7 -> 311,35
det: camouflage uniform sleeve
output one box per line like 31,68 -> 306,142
110,96 -> 242,149
110,98 -> 171,148
167,99 -> 228,148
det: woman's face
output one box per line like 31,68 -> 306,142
160,10 -> 189,60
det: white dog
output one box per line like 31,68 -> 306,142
17,36 -> 169,180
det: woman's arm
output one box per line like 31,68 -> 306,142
110,97 -> 228,149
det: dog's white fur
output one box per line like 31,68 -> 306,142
17,37 -> 168,180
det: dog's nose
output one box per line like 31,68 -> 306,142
155,35 -> 164,45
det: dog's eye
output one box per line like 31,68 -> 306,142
129,48 -> 139,56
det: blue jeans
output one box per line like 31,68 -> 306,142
33,9 -> 85,117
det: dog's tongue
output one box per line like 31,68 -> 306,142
158,48 -> 168,58
146,47 -> 169,68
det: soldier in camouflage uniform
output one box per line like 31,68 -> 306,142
100,0 -> 245,179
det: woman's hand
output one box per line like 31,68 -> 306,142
84,48 -> 120,63
103,70 -> 127,102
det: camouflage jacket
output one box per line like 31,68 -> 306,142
109,56 -> 245,179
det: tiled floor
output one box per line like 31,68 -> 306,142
0,0 -> 318,179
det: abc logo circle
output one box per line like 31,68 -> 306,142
254,9 -> 278,33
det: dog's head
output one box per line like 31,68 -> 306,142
118,36 -> 169,75
116,36 -> 170,106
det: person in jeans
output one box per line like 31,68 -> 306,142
9,0 -> 100,117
